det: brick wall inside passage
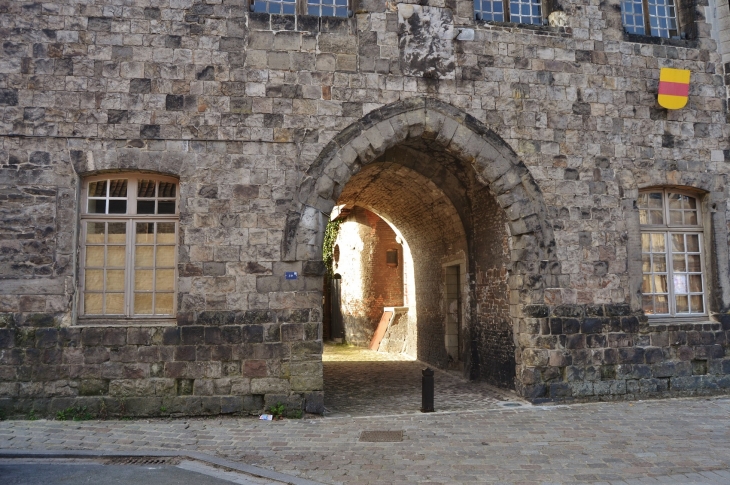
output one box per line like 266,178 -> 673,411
336,159 -> 470,368
334,207 -> 403,346
469,187 -> 514,388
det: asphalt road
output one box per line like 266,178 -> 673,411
0,460 -> 283,485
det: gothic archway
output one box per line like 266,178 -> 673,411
285,97 -> 559,393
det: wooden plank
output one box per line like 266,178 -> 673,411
369,311 -> 393,351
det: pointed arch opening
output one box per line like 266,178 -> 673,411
288,97 -> 558,395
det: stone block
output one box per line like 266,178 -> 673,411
250,377 -> 290,394
570,381 -> 594,397
638,377 -> 667,393
670,375 -> 703,391
304,391 -> 324,414
242,394 -> 264,413
580,318 -> 603,334
221,396 -> 242,414
549,382 -> 572,398
290,375 -> 322,391
0,88 -> 19,106
125,397 -> 162,417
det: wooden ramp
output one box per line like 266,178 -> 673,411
369,310 -> 393,350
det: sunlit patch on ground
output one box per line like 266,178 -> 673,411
322,343 -> 521,417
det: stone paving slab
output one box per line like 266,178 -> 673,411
3,397 -> 730,484
323,344 -> 520,416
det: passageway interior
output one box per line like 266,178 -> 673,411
322,141 -> 517,392
322,343 -> 518,417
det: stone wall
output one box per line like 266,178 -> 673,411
1,0 -> 730,415
519,304 -> 730,401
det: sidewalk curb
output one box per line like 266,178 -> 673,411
0,449 -> 325,485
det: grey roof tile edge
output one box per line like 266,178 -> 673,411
0,449 -> 325,485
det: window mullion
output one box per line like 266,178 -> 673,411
666,231 -> 675,316
698,233 -> 710,314
127,179 -> 135,317
129,176 -> 137,216
80,222 -> 87,316
504,0 -> 510,20
642,0 -> 651,35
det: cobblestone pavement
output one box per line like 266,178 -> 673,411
4,396 -> 730,484
323,344 -> 521,416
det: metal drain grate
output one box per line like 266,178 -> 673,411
359,430 -> 403,442
104,456 -> 180,466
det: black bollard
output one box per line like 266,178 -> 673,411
421,368 -> 434,413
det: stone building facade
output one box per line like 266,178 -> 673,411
2,0 -> 730,416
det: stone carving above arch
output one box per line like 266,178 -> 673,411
285,97 -> 558,279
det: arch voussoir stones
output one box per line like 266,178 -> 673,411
285,97 -> 558,278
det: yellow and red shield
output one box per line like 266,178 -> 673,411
658,68 -> 690,110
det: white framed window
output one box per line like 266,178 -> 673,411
251,0 -> 350,17
475,0 -> 544,25
79,174 -> 179,319
621,0 -> 679,38
639,189 -> 706,317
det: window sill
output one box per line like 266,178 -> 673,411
623,32 -> 698,49
645,316 -> 719,331
248,12 -> 355,33
74,318 -> 177,327
474,19 -> 571,37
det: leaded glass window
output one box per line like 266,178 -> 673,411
307,0 -> 348,17
251,0 -> 296,14
251,0 -> 349,16
621,0 -> 678,38
475,0 -> 543,25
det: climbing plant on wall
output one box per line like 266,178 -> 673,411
322,219 -> 341,277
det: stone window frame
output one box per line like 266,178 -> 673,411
78,173 -> 179,323
620,0 -> 697,40
638,188 -> 709,321
249,0 -> 352,17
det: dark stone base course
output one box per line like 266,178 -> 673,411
531,386 -> 730,405
0,310 -> 325,418
519,304 -> 730,403
0,391 -> 324,420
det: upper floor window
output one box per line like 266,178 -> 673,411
475,0 -> 544,25
80,174 -> 178,319
639,189 -> 706,317
251,0 -> 349,17
621,0 -> 678,38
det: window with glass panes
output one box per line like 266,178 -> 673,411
475,0 -> 543,25
638,189 -> 706,317
621,0 -> 678,38
80,175 -> 178,318
251,0 -> 349,17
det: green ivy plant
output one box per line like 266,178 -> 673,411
322,219 -> 341,277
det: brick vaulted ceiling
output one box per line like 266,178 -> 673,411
337,154 -> 468,260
